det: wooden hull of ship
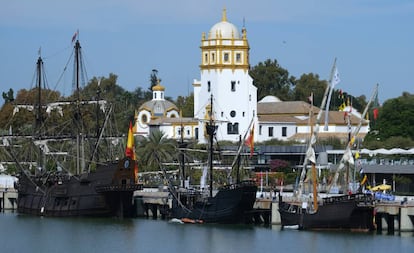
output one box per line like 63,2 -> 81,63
16,157 -> 142,217
279,193 -> 375,230
170,181 -> 257,224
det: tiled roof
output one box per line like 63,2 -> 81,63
257,101 -> 368,126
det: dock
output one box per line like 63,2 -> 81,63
0,188 -> 18,212
133,189 -> 414,232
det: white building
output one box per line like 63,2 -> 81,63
193,9 -> 257,144
134,81 -> 180,138
135,9 -> 370,145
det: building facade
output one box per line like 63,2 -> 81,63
135,9 -> 369,146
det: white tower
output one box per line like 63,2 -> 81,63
193,9 -> 257,143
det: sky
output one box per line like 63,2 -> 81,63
1,0 -> 413,106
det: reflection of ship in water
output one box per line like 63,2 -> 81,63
168,95 -> 258,223
4,38 -> 142,217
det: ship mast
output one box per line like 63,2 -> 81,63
328,84 -> 379,193
297,59 -> 336,198
35,56 -> 44,175
73,40 -> 85,175
206,94 -> 216,197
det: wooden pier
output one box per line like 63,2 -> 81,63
133,190 -> 170,219
0,188 -> 18,212
374,200 -> 414,233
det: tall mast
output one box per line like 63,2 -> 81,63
35,56 -> 44,174
74,40 -> 84,175
206,94 -> 216,197
179,110 -> 187,188
297,60 -> 335,197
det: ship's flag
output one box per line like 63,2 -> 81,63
361,174 -> 368,185
324,61 -> 340,131
71,30 -> 78,43
332,67 -> 340,88
125,121 -> 138,181
245,125 -> 255,158
372,90 -> 380,120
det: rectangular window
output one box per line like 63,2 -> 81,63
224,53 -> 229,62
236,53 -> 241,63
282,127 -> 287,137
259,125 -> 262,135
208,81 -> 211,92
268,127 -> 273,137
227,123 -> 239,135
231,81 -> 236,92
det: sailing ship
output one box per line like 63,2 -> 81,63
278,60 -> 376,230
4,38 -> 142,217
168,95 -> 258,223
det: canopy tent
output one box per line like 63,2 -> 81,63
359,148 -> 414,155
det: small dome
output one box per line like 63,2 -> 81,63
152,84 -> 165,91
259,95 -> 282,103
209,9 -> 240,39
152,79 -> 165,91
139,100 -> 178,116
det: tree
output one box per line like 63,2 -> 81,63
377,93 -> 414,140
175,93 -> 194,117
364,92 -> 414,148
292,73 -> 326,105
136,130 -> 177,171
250,59 -> 295,101
149,69 -> 160,91
2,88 -> 14,103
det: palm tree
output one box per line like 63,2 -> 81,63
136,130 -> 177,171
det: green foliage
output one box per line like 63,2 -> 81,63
149,69 -> 160,91
175,93 -> 194,117
364,92 -> 414,148
293,73 -> 327,106
250,59 -> 294,101
319,137 -> 343,149
136,130 -> 177,171
2,88 -> 14,103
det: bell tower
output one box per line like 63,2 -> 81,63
193,9 -> 257,143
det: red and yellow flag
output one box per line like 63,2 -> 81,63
125,121 -> 138,182
245,125 -> 255,158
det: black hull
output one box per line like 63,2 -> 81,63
279,193 -> 375,230
16,157 -> 142,218
170,180 -> 257,223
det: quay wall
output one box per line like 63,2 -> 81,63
0,188 -> 18,211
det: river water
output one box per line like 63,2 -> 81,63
1,212 -> 413,253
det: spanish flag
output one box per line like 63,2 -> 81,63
245,125 -> 255,158
125,121 -> 138,182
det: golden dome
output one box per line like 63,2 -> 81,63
152,80 -> 165,91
